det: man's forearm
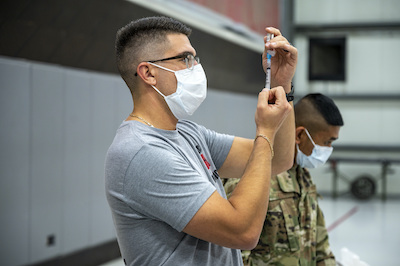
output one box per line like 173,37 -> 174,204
227,135 -> 274,249
271,101 -> 295,175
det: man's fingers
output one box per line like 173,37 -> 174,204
259,88 -> 270,105
265,27 -> 281,37
269,86 -> 285,101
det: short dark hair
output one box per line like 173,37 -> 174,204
115,16 -> 192,89
295,93 -> 344,132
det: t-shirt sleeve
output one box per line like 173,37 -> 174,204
122,144 -> 216,232
197,124 -> 234,170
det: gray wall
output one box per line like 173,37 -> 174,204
0,57 -> 131,265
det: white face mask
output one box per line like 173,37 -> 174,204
296,128 -> 333,168
149,62 -> 207,120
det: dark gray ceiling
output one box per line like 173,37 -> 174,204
0,0 -> 265,94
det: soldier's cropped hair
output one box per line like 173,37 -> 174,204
295,93 -> 344,132
115,16 -> 192,89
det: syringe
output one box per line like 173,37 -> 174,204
265,34 -> 275,90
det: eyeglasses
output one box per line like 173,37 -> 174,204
149,53 -> 200,70
135,53 -> 200,76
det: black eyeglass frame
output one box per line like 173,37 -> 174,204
134,53 -> 200,76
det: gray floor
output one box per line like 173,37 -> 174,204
320,196 -> 399,266
101,196 -> 400,266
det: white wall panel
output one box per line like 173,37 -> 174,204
62,69 -> 92,254
88,73 -> 119,244
292,36 -> 308,95
0,58 -> 31,266
347,34 -> 400,93
113,79 -> 132,129
380,102 -> 400,143
191,89 -> 257,139
379,36 -> 400,90
347,37 -> 378,92
295,0 -> 400,24
332,101 -> 400,146
30,63 -> 64,262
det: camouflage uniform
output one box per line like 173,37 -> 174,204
224,165 -> 336,266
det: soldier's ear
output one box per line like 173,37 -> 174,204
295,126 -> 305,144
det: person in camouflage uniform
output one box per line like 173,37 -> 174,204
224,93 -> 344,266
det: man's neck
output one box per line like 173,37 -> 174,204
128,101 -> 178,131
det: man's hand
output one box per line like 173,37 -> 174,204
255,86 -> 292,141
262,27 -> 298,93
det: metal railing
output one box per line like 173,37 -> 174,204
328,157 -> 400,201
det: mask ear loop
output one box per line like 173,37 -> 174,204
147,62 -> 176,73
151,85 -> 166,98
147,62 -> 176,98
304,128 -> 316,147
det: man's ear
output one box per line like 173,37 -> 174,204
295,126 -> 305,144
136,62 -> 156,85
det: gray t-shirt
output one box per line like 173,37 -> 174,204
105,119 -> 242,266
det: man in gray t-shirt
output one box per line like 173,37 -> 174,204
106,120 -> 241,265
106,16 -> 298,265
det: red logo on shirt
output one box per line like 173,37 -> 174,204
201,154 -> 211,169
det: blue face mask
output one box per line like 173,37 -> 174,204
296,128 -> 333,168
